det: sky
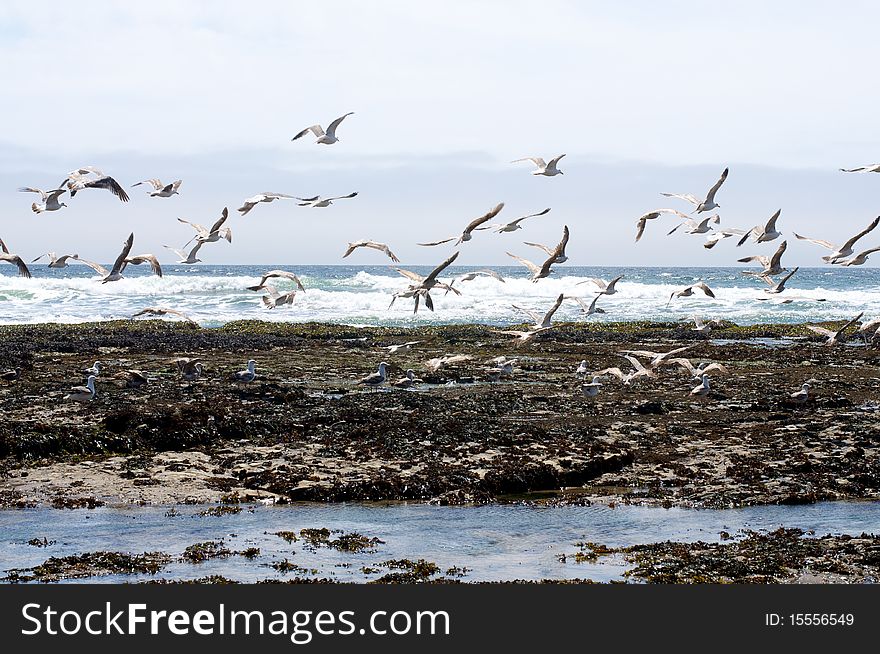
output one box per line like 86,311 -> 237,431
2,0 -> 880,267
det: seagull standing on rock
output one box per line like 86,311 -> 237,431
359,362 -> 388,391
234,360 -> 257,383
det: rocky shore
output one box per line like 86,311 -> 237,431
1,319 -> 879,509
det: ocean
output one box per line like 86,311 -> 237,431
0,264 -> 877,327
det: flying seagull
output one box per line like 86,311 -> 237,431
762,267 -> 799,294
703,228 -> 747,249
247,270 -> 306,293
511,293 -> 566,330
667,282 -> 715,306
163,241 -> 204,264
840,164 -> 880,173
662,167 -> 728,213
19,187 -> 68,213
260,285 -> 298,309
478,207 -> 551,233
237,192 -> 295,216
390,251 -> 461,312
61,167 -> 129,202
511,154 -> 565,176
806,312 -> 864,346
131,307 -> 196,323
74,232 -> 134,282
738,240 -> 788,278
840,246 -> 880,267
446,269 -> 505,294
635,208 -> 690,242
178,208 -> 233,247
794,215 -> 880,264
523,225 -> 570,263
667,214 -> 720,236
31,252 -> 77,268
418,202 -> 505,246
737,209 -> 782,246
342,240 -> 400,262
0,237 -> 31,278
296,192 -> 358,207
132,179 -> 182,197
578,275 -> 624,296
291,112 -> 354,145
506,250 -> 558,283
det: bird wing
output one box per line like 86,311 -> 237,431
660,192 -> 700,205
548,154 -> 566,167
86,176 -> 130,202
18,187 -> 49,201
522,241 -> 554,256
260,270 -> 305,291
417,237 -> 456,247
666,357 -> 697,375
540,293 -> 565,327
793,233 -> 835,250
806,325 -> 835,337
209,207 -> 230,233
701,363 -> 730,375
292,124 -> 324,140
506,252 -> 540,276
424,250 -> 460,282
133,179 -> 162,190
325,112 -> 354,138
511,157 -> 546,168
177,217 -> 208,234
836,312 -> 865,338
109,233 -> 135,275
462,202 -> 505,235
595,367 -> 625,381
126,254 -> 163,277
511,304 -> 541,324
704,167 -> 729,204
737,255 -> 770,266
0,253 -> 31,278
73,256 -> 109,276
764,209 -> 781,232
162,245 -> 186,259
841,215 -> 880,251
509,207 -> 551,227
779,266 -> 799,285
326,192 -> 358,202
694,282 -> 715,298
551,225 -> 570,259
391,267 -> 425,283
375,242 -> 400,262
840,164 -> 880,173
769,240 -> 788,268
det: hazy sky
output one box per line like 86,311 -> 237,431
2,0 -> 880,266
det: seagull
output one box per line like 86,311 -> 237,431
178,208 -> 232,246
291,112 -> 354,145
391,369 -> 418,389
383,341 -> 422,354
840,164 -> 880,173
0,368 -> 21,382
425,354 -> 472,372
840,246 -> 880,267
19,187 -> 68,213
248,270 -> 306,293
857,318 -> 880,345
0,238 -> 32,278
737,209 -> 782,246
486,358 -> 516,381
598,355 -> 657,384
575,360 -> 589,377
132,179 -> 182,197
523,225 -> 570,263
635,209 -> 690,242
390,251 -> 460,312
567,294 -> 606,316
491,325 -> 553,345
511,293 -> 565,330
794,215 -> 880,264
581,376 -> 603,397
667,214 -> 720,236
666,358 -> 729,379
690,316 -> 712,333
260,285 -> 297,309
506,251 -> 557,283
358,362 -> 388,390
237,192 -> 295,216
703,228 -> 747,249
296,192 -> 358,207
479,207 -> 551,233
74,232 -> 134,283
622,346 -> 692,369
662,167 -> 728,213
738,240 -> 788,277
418,203 -> 505,246
131,307 -> 196,323
124,253 -> 163,278
61,167 -> 129,202
342,240 -> 400,263
511,154 -> 565,176
806,312 -> 864,346
84,361 -> 101,376
445,269 -> 505,295
163,241 -> 204,265
790,383 -> 811,404
114,369 -> 149,389
690,374 -> 711,397
578,275 -> 624,296
176,359 -> 203,381
233,360 -> 256,382
667,282 -> 715,306
64,375 -> 97,403
762,267 -> 799,294
31,252 -> 77,268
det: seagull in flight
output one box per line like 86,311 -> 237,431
703,228 -> 747,249
0,237 -> 31,278
418,202 -> 505,246
260,285 -> 298,309
662,167 -> 728,213
291,112 -> 354,145
296,192 -> 358,207
342,240 -> 400,262
737,209 -> 782,246
237,192 -> 295,216
635,208 -> 690,242
667,282 -> 715,306
762,267 -> 799,294
511,154 -> 565,176
445,269 -> 505,294
131,307 -> 196,323
840,246 -> 880,267
75,232 -> 134,283
578,275 -> 624,296
132,179 -> 182,197
163,241 -> 204,264
667,214 -> 720,236
523,225 -> 570,263
390,251 -> 460,312
806,312 -> 864,346
794,215 -> 880,264
567,293 -> 606,316
178,208 -> 232,247
738,240 -> 788,278
506,250 -> 558,283
61,167 -> 129,202
478,207 -> 551,233
19,187 -> 68,213
511,293 -> 566,330
31,252 -> 78,268
248,270 -> 306,293
840,164 -> 880,173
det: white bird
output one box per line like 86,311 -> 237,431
738,240 -> 788,277
131,307 -> 196,323
575,360 -> 589,377
595,355 -> 657,384
622,346 -> 692,369
424,354 -> 472,372
690,316 -> 712,333
31,252 -> 77,268
447,269 -> 505,288
178,208 -> 232,247
790,383 -> 811,404
84,361 -> 102,376
762,267 -> 799,294
296,192 -> 358,207
479,207 -> 551,233
248,270 -> 306,293
635,208 -> 690,242
703,228 -> 747,249
840,246 -> 880,267
61,167 -> 129,202
342,240 -> 400,263
358,362 -> 388,390
291,112 -> 354,145
418,203 -> 505,246
233,360 -> 257,382
260,285 -> 297,309
19,187 -> 68,213
690,374 -> 711,397
581,376 -> 603,397
567,294 -> 606,316
523,225 -> 570,263
392,369 -> 418,389
390,251 -> 460,312
124,253 -> 163,278
163,241 -> 204,265
794,215 -> 880,264
667,214 -> 720,236
737,209 -> 782,246
383,341 -> 422,354
132,178 -> 182,197
666,358 -> 729,379
840,164 -> 880,173
0,238 -> 32,278
237,192 -> 295,216
578,275 -> 624,296
857,318 -> 880,345
74,233 -> 134,283
806,312 -> 864,346
511,293 -> 565,330
511,154 -> 565,176
662,167 -> 728,213
667,282 -> 715,306
486,358 -> 516,381
64,375 -> 97,403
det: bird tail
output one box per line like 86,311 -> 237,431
31,203 -> 41,213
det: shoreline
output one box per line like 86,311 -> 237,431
1,319 -> 879,510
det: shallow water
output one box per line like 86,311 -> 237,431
2,501 -> 878,583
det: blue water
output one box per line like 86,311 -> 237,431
1,501 -> 878,583
1,264 -> 877,327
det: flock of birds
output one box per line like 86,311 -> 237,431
3,111 -> 880,405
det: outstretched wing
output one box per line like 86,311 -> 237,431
704,167 -> 729,204
325,112 -> 354,138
